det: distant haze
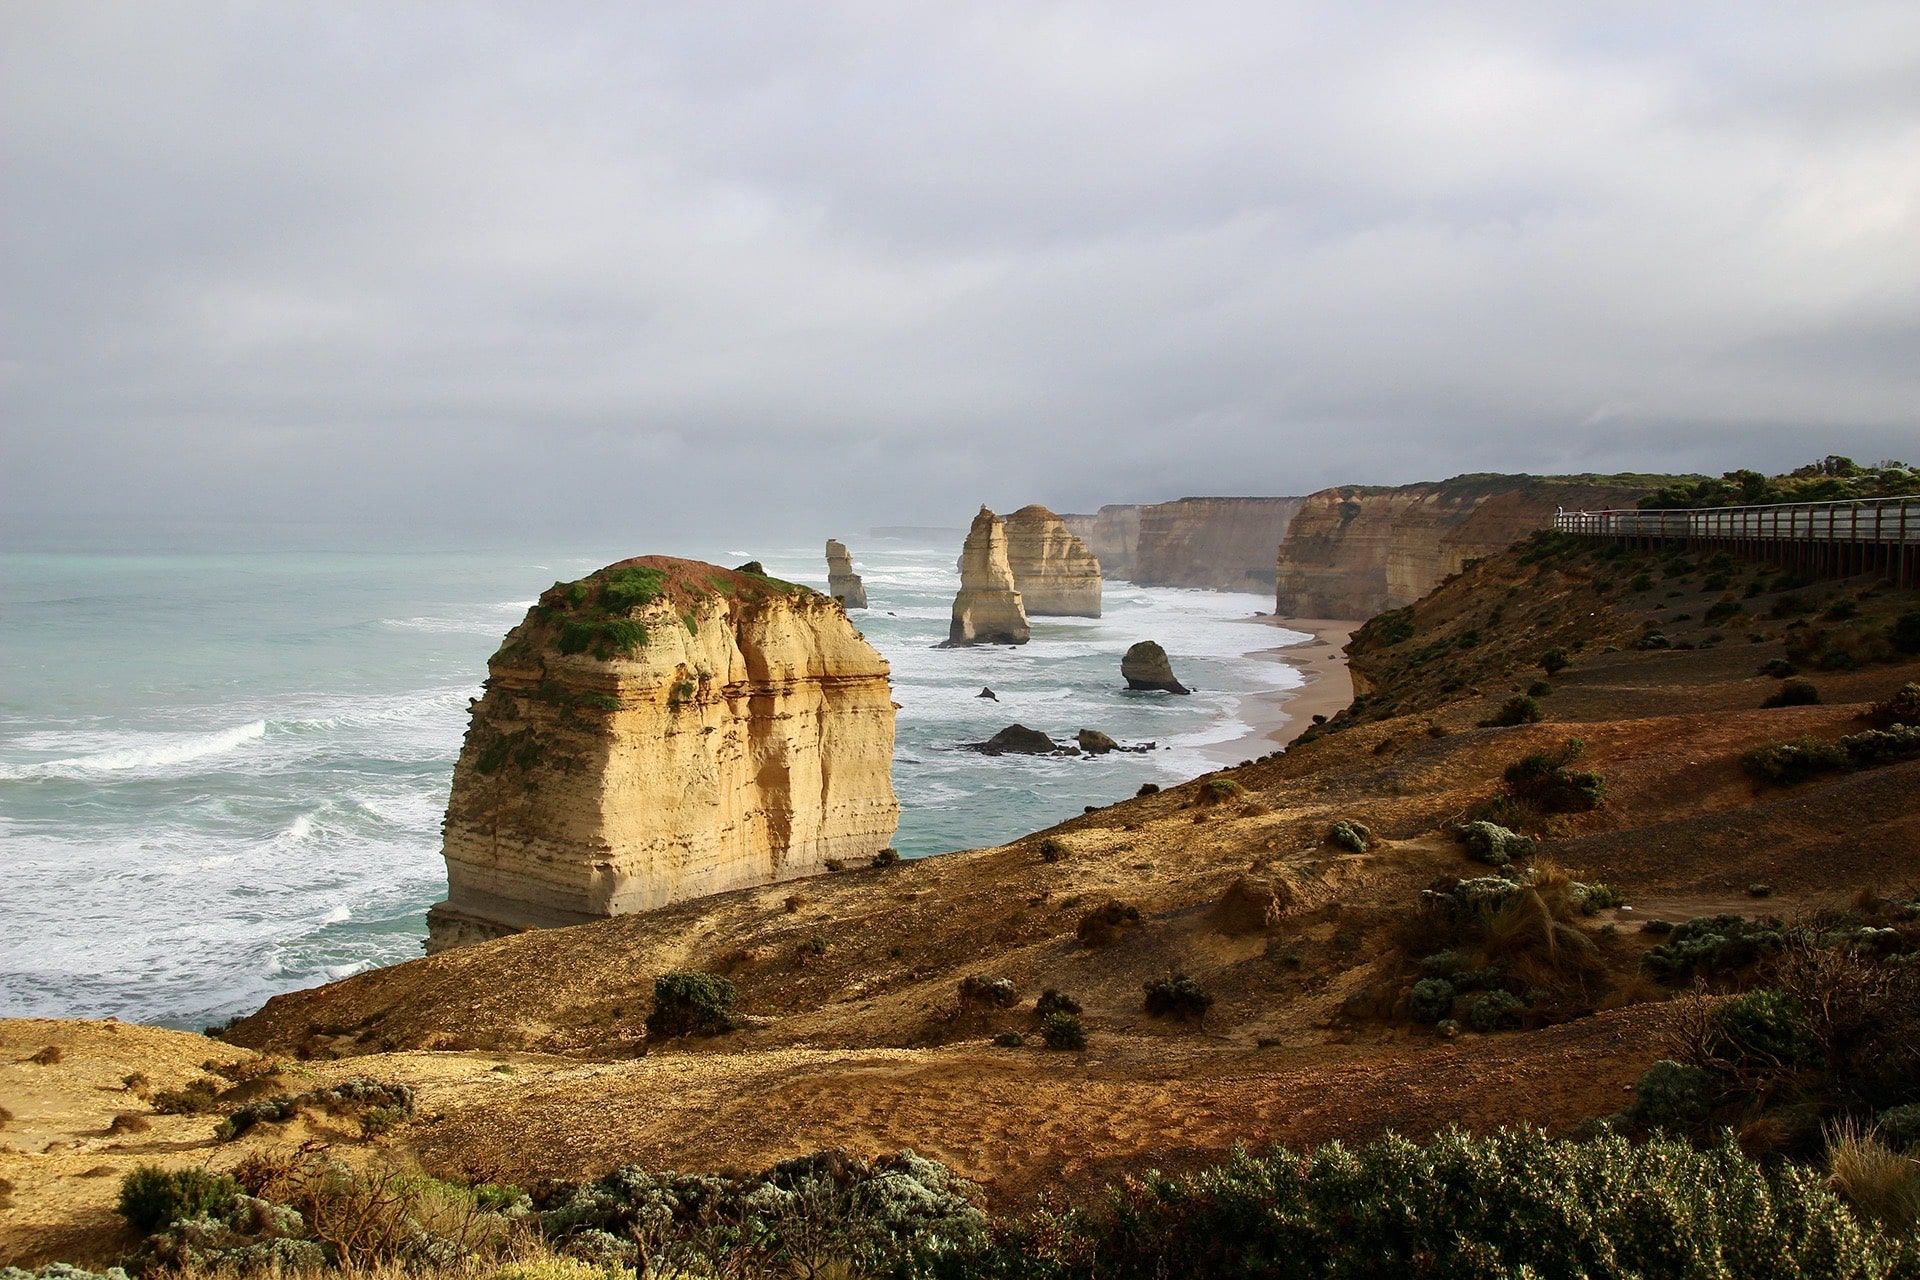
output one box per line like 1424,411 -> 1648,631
4,4 -> 1917,549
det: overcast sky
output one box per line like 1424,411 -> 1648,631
4,3 -> 1917,547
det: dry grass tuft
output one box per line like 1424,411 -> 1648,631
1826,1119 -> 1920,1230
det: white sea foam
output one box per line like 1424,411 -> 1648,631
0,719 -> 267,780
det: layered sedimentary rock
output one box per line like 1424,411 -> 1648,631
1060,505 -> 1142,581
1122,641 -> 1189,694
946,508 -> 1030,646
1134,497 -> 1307,591
426,557 -> 900,951
825,539 -> 868,609
1002,505 -> 1102,616
1272,475 -> 1656,618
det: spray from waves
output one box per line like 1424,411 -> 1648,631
0,720 -> 267,781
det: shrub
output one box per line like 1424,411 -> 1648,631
1540,647 -> 1571,676
1741,735 -> 1852,786
871,847 -> 901,868
1038,837 -> 1067,863
1135,782 -> 1160,796
1041,1013 -> 1086,1051
1708,988 -> 1817,1072
1503,740 -> 1604,813
1483,695 -> 1543,728
1877,1103 -> 1920,1151
1324,820 -> 1371,854
823,858 -> 846,872
1628,1060 -> 1713,1132
1143,975 -> 1213,1023
118,1164 -> 240,1232
1763,678 -> 1821,708
1866,683 -> 1920,730
646,972 -> 737,1039
1476,794 -> 1543,832
151,1078 -> 221,1114
1034,989 -> 1081,1018
957,975 -> 1018,1010
1643,915 -> 1784,981
1527,680 -> 1553,697
1465,989 -> 1526,1033
599,565 -> 667,613
1409,978 -> 1455,1024
1452,820 -> 1535,867
1576,882 -> 1626,913
991,1031 -> 1025,1048
1635,630 -> 1672,650
1202,777 -> 1244,803
1760,658 -> 1799,678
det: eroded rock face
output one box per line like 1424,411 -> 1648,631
825,539 -> 868,609
1003,505 -> 1102,616
1059,505 -> 1142,581
427,557 -> 900,951
1133,497 -> 1306,591
946,507 -> 1030,646
1273,477 -> 1652,618
1122,641 -> 1189,694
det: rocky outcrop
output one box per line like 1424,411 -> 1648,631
825,539 -> 868,609
426,557 -> 900,951
972,724 -> 1059,755
1272,475 -> 1656,618
1063,498 -> 1304,590
1059,505 -> 1142,581
1121,641 -> 1189,694
945,507 -> 1030,646
1002,505 -> 1102,616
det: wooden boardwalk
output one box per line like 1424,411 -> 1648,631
1555,496 -> 1920,587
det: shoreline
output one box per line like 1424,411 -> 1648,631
1196,616 -> 1363,766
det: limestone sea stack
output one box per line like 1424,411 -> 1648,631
1122,640 -> 1190,694
426,557 -> 900,951
825,539 -> 868,609
1003,504 -> 1102,617
945,507 -> 1031,646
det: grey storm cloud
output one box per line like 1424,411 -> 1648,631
3,2 -> 1918,546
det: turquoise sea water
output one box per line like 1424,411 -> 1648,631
0,543 -> 1303,1029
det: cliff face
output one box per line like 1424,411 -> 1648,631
1060,505 -> 1141,581
1002,505 -> 1102,617
825,539 -> 868,609
427,557 -> 899,951
1273,477 -> 1654,618
1133,497 -> 1306,591
947,508 -> 1031,646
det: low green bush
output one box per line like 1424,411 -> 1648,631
1709,988 -> 1817,1072
871,847 -> 901,868
1484,695 -> 1544,727
1763,678 -> 1821,708
1643,915 -> 1785,981
1041,1012 -> 1087,1051
1503,740 -> 1604,812
1466,989 -> 1526,1032
1452,820 -> 1535,867
1143,975 -> 1213,1023
1741,735 -> 1853,786
1540,647 -> 1571,676
1866,683 -> 1920,730
1628,1060 -> 1714,1132
646,972 -> 737,1039
1034,989 -> 1081,1018
1527,680 -> 1553,697
1324,820 -> 1371,854
117,1164 -> 240,1232
1409,978 -> 1454,1024
958,975 -> 1018,1009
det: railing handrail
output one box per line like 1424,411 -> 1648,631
1558,494 -> 1920,518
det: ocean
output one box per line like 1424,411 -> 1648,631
0,542 -> 1305,1030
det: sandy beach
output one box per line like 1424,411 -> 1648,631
1198,616 -> 1362,766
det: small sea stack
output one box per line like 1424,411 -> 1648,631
825,539 -> 868,609
945,507 -> 1031,647
1122,640 -> 1190,694
1003,504 -> 1102,617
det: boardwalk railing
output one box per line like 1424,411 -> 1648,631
1555,496 -> 1920,587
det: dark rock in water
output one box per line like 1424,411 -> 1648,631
1121,641 -> 1190,694
973,724 -> 1057,755
734,560 -> 767,575
1077,729 -> 1119,755
978,687 -> 998,700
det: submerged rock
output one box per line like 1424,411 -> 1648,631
978,687 -> 998,700
972,724 -> 1058,755
1121,641 -> 1190,694
825,539 -> 868,610
944,508 -> 1031,647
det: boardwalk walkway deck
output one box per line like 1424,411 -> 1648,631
1555,496 -> 1920,587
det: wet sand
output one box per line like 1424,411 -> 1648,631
1199,616 -> 1362,765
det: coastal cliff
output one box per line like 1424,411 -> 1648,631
826,539 -> 868,609
947,508 -> 1031,646
1003,505 -> 1102,616
1272,475 -> 1654,618
1062,498 -> 1303,590
1060,505 -> 1141,581
426,557 -> 899,951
